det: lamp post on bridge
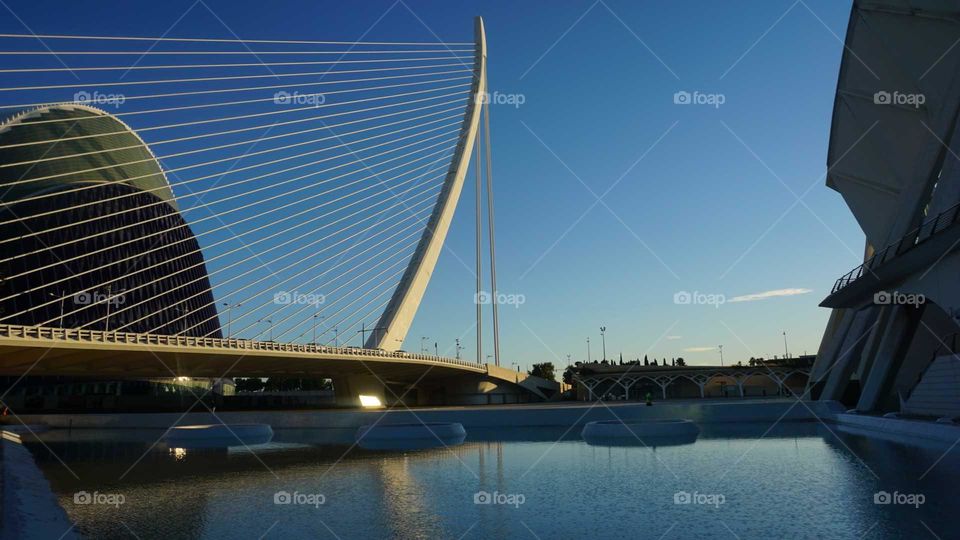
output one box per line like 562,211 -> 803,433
357,324 -> 386,348
313,313 -> 324,346
47,291 -> 65,328
257,319 -> 273,342
587,337 -> 591,363
456,338 -> 462,360
718,344 -> 724,366
600,326 -> 607,362
222,303 -> 241,338
103,285 -> 113,332
782,331 -> 789,359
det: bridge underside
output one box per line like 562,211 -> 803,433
0,337 -> 553,408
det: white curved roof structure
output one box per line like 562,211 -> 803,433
827,0 -> 960,249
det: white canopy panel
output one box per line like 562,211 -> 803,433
827,0 -> 960,248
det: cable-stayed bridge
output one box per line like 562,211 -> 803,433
0,18 -> 557,406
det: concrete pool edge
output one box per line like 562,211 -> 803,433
0,432 -> 76,540
14,399 -> 846,430
832,413 -> 960,445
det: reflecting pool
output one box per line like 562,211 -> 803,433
28,422 -> 960,539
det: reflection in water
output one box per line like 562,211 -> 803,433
169,447 -> 188,462
25,422 -> 960,539
582,431 -> 699,448
357,434 -> 466,451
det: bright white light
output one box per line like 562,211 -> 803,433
358,394 -> 382,408
175,376 -> 190,382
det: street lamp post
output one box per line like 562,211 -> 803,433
257,319 -> 272,341
313,313 -> 324,346
600,326 -> 607,362
434,342 -> 438,357
782,331 -> 789,359
222,303 -> 241,338
456,338 -> 462,360
718,344 -> 724,366
587,337 -> 591,363
104,286 -> 113,333
47,291 -> 65,327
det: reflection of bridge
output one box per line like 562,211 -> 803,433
573,365 -> 810,401
0,18 -> 557,406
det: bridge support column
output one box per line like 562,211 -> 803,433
821,307 -> 879,401
333,374 -> 387,408
856,304 -> 923,412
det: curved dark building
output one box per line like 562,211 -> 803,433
0,104 -> 221,337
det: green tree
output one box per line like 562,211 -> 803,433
562,365 -> 575,385
529,362 -> 556,381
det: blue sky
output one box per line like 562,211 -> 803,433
0,0 -> 863,369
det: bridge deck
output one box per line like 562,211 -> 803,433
0,325 -> 487,382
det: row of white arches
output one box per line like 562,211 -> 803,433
574,369 -> 811,400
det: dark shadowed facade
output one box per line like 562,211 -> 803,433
0,104 -> 221,336
0,104 -> 226,411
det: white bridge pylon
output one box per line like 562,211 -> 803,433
371,17 -> 489,352
0,17 -> 499,358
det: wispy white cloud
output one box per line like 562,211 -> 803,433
666,335 -> 682,340
683,346 -> 714,352
728,288 -> 813,303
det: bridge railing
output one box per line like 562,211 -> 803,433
831,200 -> 960,294
0,324 -> 486,371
